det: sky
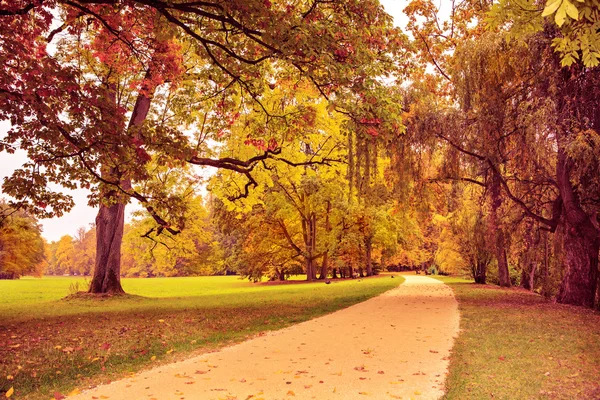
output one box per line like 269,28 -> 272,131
0,1 -> 415,242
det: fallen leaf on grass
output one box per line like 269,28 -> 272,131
498,356 -> 506,361
151,356 -> 156,361
8,344 -> 20,349
6,375 -> 13,380
67,388 -> 81,396
62,347 -> 74,353
166,349 -> 174,354
53,393 -> 65,400
5,387 -> 14,398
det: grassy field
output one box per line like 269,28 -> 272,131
437,277 -> 600,400
0,274 -> 402,399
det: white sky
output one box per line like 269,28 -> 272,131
0,1 -> 416,242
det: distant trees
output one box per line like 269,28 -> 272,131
0,203 -> 46,279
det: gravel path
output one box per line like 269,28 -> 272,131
72,275 -> 459,400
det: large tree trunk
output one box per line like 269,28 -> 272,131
89,201 -> 125,294
490,172 -> 510,287
88,75 -> 155,294
555,151 -> 600,307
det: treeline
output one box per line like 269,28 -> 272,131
0,202 -> 46,279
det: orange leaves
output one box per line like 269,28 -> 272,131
5,387 -> 14,398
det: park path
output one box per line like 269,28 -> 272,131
72,275 -> 459,400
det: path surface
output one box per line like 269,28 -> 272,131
72,275 -> 459,400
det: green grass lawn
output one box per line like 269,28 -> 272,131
0,274 -> 403,399
437,276 -> 600,400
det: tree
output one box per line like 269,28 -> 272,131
1,0 -> 401,293
0,203 -> 46,279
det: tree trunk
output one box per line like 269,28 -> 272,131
319,252 -> 328,280
490,172 -> 510,287
473,261 -> 487,284
88,75 -> 155,294
555,151 -> 599,308
319,200 -> 332,280
332,268 -> 338,279
89,201 -> 125,294
365,236 -> 373,276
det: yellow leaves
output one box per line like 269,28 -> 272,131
5,387 -> 14,398
542,0 -> 579,26
150,355 -> 156,361
166,349 -> 174,354
67,388 -> 81,396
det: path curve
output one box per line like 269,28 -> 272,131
72,275 -> 459,400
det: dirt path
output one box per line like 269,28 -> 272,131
72,275 -> 459,400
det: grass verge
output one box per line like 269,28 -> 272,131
436,276 -> 600,400
0,274 -> 402,399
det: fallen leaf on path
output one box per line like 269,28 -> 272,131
358,392 -> 369,395
195,370 -> 209,374
304,385 -> 312,389
378,371 -> 385,374
67,388 -> 81,396
5,387 -> 14,398
354,366 -> 368,372
389,381 -> 404,385
286,391 -> 295,396
414,390 -> 422,395
429,350 -> 438,354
